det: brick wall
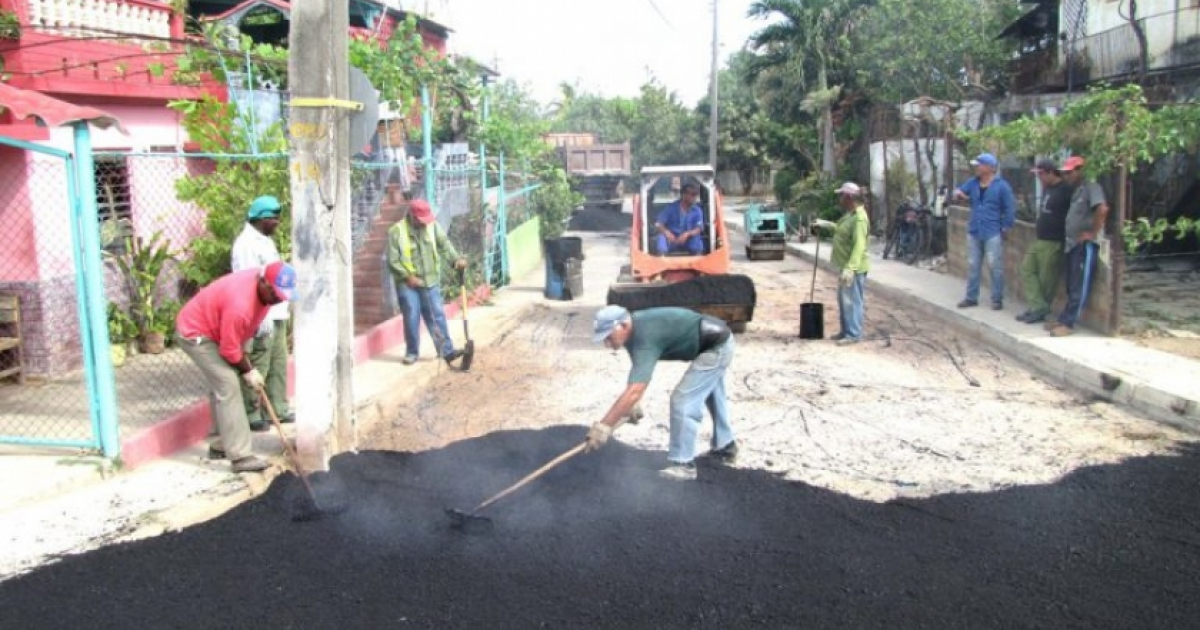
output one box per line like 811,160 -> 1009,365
352,193 -> 409,334
0,276 -> 85,377
945,205 -> 1114,333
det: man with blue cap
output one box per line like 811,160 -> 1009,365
586,305 -> 738,481
231,195 -> 292,430
176,261 -> 297,473
953,152 -> 1016,311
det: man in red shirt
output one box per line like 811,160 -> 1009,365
175,261 -> 297,472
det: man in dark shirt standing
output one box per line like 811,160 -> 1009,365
586,305 -> 737,481
1016,159 -> 1073,324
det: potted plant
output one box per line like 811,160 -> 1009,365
104,230 -> 178,354
106,304 -> 138,367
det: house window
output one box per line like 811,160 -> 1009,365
95,157 -> 133,251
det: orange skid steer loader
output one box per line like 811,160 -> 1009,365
606,165 -> 756,332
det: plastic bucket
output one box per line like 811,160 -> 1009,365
799,303 -> 824,339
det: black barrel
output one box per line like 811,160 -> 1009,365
799,303 -> 824,339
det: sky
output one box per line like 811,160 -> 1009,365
418,0 -> 770,108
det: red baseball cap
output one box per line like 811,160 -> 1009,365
1060,156 -> 1085,172
409,199 -> 436,225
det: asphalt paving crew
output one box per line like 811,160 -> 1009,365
175,261 -> 297,473
386,199 -> 467,366
231,195 -> 293,431
819,181 -> 870,346
586,305 -> 738,481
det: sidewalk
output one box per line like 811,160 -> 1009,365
1,261 -> 552,579
725,209 -> 1200,433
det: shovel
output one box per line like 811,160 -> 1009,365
259,390 -> 347,522
456,267 -> 475,372
446,442 -> 587,534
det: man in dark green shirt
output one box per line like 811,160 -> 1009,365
586,305 -> 737,481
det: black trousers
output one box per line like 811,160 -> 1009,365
1059,241 -> 1098,328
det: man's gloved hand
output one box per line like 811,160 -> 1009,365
255,319 -> 274,338
840,268 -> 856,288
626,403 -> 645,425
584,422 -> 613,452
242,368 -> 266,391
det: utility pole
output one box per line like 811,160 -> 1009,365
288,0 -> 355,470
708,0 -> 719,171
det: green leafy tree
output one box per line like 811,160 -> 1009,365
169,95 -> 290,286
851,0 -> 1020,103
697,51 -> 773,193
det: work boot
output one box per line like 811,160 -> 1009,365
249,420 -> 269,433
402,355 -> 418,365
658,461 -> 697,481
1049,324 -> 1075,337
957,300 -> 978,308
231,455 -> 270,473
992,301 -> 1004,311
207,446 -> 226,460
1015,310 -> 1031,322
1043,319 -> 1059,331
836,337 -> 860,346
702,441 -> 739,465
1023,311 -> 1046,324
278,411 -> 295,424
443,349 -> 464,366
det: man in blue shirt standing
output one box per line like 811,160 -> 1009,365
654,183 -> 705,255
953,152 -> 1016,310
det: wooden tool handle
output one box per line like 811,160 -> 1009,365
473,442 -> 588,512
260,391 -> 318,500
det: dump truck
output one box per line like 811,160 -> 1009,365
742,203 -> 789,260
557,141 -> 631,211
606,165 -> 757,332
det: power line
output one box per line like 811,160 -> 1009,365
647,0 -> 677,31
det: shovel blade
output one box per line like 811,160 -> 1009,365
445,508 -> 493,534
459,340 -> 475,372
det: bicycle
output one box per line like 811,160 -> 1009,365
882,199 -> 932,265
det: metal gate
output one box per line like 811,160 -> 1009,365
0,133 -> 117,455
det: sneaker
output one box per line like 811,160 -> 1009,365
992,301 -> 1004,311
659,462 -> 697,481
443,349 -> 463,365
836,337 -> 860,346
703,441 -> 739,465
1023,312 -> 1046,324
1049,324 -> 1075,337
249,420 -> 269,433
401,355 -> 418,365
1043,319 -> 1059,331
830,332 -> 846,341
1015,311 -> 1032,322
231,455 -> 270,473
957,300 -> 978,308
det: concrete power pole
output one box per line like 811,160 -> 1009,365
708,0 -> 719,171
288,0 -> 355,470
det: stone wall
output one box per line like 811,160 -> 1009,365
945,205 -> 1114,333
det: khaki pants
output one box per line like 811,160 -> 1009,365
241,321 -> 290,422
1020,239 -> 1063,315
177,334 -> 253,461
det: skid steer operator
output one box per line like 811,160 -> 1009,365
654,183 -> 705,255
586,305 -> 738,481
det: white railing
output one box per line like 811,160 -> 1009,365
25,0 -> 172,40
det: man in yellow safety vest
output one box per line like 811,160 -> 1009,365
386,199 -> 467,366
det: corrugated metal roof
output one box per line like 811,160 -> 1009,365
0,83 -> 126,133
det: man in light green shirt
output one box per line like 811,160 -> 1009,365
827,182 -> 870,345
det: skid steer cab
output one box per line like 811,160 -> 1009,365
608,165 -> 756,333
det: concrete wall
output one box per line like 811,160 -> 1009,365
945,205 -> 1114,333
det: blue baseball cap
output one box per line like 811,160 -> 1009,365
970,153 -> 998,168
247,195 -> 282,220
593,305 -> 630,343
263,261 -> 296,301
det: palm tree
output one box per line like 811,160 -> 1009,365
746,0 -> 870,175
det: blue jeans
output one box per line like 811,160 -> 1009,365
395,284 -> 455,359
655,233 -> 704,255
837,272 -> 867,340
965,234 -> 1005,304
668,336 -> 736,464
